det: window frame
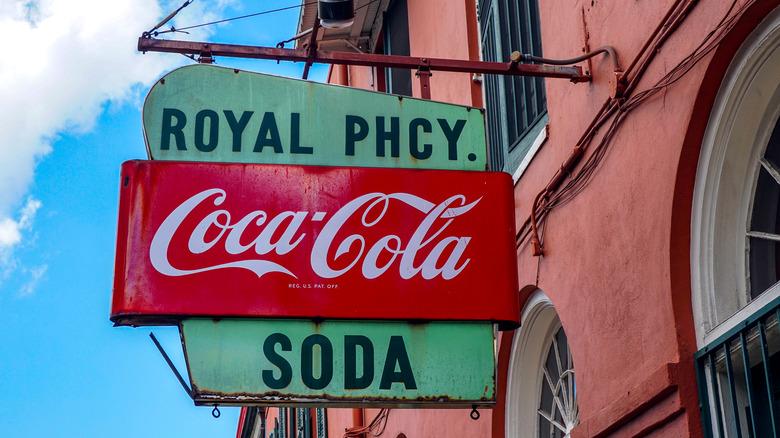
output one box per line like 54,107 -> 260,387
505,290 -> 578,438
478,0 -> 547,174
692,6 -> 780,436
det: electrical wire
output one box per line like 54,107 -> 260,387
533,0 -> 748,240
145,0 -> 194,36
343,409 -> 390,437
523,46 -> 622,72
354,0 -> 385,13
522,0 -> 755,251
275,0 -> 385,48
152,1 -> 319,36
153,0 -> 384,39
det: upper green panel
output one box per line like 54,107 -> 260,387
143,64 -> 487,170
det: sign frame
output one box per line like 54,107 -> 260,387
111,160 -> 521,329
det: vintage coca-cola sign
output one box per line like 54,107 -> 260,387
111,160 -> 520,327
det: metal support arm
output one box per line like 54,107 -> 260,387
138,37 -> 589,82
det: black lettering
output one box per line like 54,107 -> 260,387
409,118 -> 433,160
345,115 -> 369,156
345,335 -> 374,390
194,110 -> 219,152
161,108 -> 187,150
262,333 -> 293,389
437,119 -> 467,160
290,113 -> 313,154
379,336 -> 417,390
376,116 -> 400,158
224,110 -> 253,152
301,334 -> 333,390
254,112 -> 283,153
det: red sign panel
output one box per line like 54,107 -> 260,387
111,160 -> 519,328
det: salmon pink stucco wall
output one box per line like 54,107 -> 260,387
316,0 -> 780,436
405,0 -> 482,106
321,408 -> 493,438
510,0 -> 780,436
359,408 -> 492,438
329,0 -> 482,107
329,63 -> 379,92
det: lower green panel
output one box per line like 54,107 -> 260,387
181,318 -> 496,407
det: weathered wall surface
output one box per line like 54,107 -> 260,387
322,0 -> 780,436
514,0 -> 780,436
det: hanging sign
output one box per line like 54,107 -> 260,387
111,160 -> 519,328
142,64 -> 487,170
182,319 -> 496,407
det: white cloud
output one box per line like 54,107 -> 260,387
19,264 -> 48,297
0,218 -> 22,248
0,197 -> 41,287
0,197 -> 39,247
0,0 -> 234,286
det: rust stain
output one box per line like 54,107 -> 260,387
191,388 -> 496,408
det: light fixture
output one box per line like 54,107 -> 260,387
318,0 -> 355,29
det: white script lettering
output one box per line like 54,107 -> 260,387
149,189 -> 480,281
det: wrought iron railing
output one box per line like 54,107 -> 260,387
695,295 -> 780,437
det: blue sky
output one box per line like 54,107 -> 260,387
0,1 -> 326,436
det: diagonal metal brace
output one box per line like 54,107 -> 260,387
149,332 -> 194,400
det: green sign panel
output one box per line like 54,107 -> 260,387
143,65 -> 487,170
181,319 -> 495,407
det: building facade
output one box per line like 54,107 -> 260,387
238,0 -> 780,436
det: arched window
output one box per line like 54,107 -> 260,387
505,290 -> 578,437
692,5 -> 780,347
692,6 -> 780,436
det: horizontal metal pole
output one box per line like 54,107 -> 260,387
138,37 -> 588,80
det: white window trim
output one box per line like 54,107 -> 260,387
513,124 -> 549,184
505,289 -> 564,438
691,6 -> 780,348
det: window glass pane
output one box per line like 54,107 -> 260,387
517,0 -> 531,53
538,382 -> 553,438
507,76 -> 522,139
764,119 -> 780,164
749,236 -> 780,298
751,168 -> 780,235
528,0 -> 543,55
537,412 -> 551,437
535,76 -> 546,115
384,0 -> 412,96
485,73 -> 505,171
749,120 -> 780,299
545,339 -> 561,384
538,326 -> 577,437
556,327 -> 568,371
523,76 -> 536,130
